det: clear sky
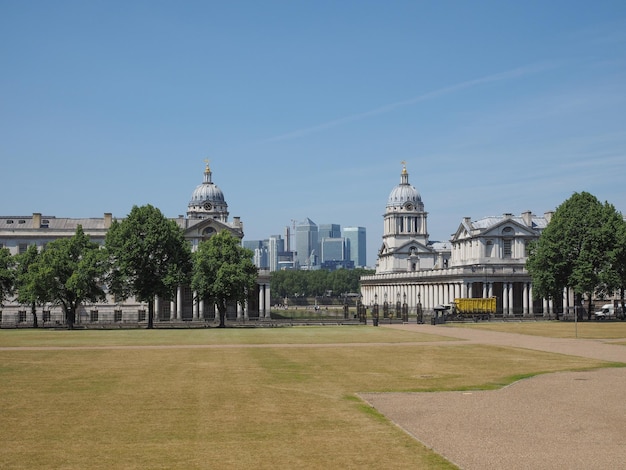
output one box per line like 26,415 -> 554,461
1,0 -> 625,266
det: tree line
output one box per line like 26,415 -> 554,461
270,268 -> 374,302
0,205 -> 257,328
527,191 -> 626,319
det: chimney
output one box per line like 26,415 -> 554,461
104,213 -> 112,229
33,213 -> 41,229
522,210 -> 533,227
544,211 -> 554,224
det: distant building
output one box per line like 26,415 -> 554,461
342,226 -> 366,268
243,239 -> 269,270
295,218 -> 318,268
318,223 -> 341,240
320,237 -> 345,263
0,162 -> 272,326
360,164 -> 561,317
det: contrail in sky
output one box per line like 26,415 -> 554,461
264,62 -> 560,143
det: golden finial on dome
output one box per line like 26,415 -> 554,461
401,160 -> 407,174
204,158 -> 211,173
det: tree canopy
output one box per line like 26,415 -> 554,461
191,230 -> 257,328
13,245 -> 42,327
22,226 -> 107,328
0,247 -> 15,304
105,204 -> 192,328
270,268 -> 374,301
526,191 -> 626,318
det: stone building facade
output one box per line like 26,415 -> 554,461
360,164 -> 567,317
0,162 -> 271,327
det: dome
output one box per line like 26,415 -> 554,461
189,163 -> 226,205
189,180 -> 225,204
187,162 -> 229,221
386,165 -> 421,208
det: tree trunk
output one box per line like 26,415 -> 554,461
66,308 -> 75,330
31,302 -> 37,328
148,299 -> 154,329
587,295 -> 593,321
217,301 -> 226,328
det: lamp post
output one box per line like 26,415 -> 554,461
373,293 -> 379,326
396,292 -> 401,319
402,292 -> 408,322
417,292 -> 423,324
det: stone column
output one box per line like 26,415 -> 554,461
523,283 -> 529,317
176,286 -> 182,320
502,283 -> 509,316
193,291 -> 199,320
508,283 -> 514,316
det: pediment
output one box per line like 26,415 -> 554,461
480,219 -> 537,238
393,239 -> 435,256
183,218 -> 242,240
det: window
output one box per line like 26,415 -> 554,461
114,310 -> 122,322
503,239 -> 512,258
90,310 -> 99,322
485,240 -> 494,257
502,227 -> 514,258
138,310 -> 147,322
43,311 -> 51,322
18,311 -> 27,323
18,243 -> 27,254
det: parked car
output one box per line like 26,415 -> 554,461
594,303 -> 626,320
594,304 -> 614,320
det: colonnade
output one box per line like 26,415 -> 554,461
155,281 -> 272,321
361,280 -> 568,317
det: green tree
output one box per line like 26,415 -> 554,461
24,226 -> 106,328
527,192 -> 622,319
14,245 -> 42,327
0,247 -> 15,305
105,204 -> 192,329
191,231 -> 257,328
599,211 -> 626,312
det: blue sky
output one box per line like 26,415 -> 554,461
1,0 -> 625,266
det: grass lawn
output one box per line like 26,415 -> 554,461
454,320 -> 626,339
0,326 -> 613,469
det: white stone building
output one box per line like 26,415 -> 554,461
360,164 -> 565,317
0,162 -> 271,327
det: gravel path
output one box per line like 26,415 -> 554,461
360,324 -> 626,470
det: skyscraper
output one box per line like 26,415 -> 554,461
295,218 -> 318,268
342,226 -> 366,268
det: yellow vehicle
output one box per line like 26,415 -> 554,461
451,298 -> 497,320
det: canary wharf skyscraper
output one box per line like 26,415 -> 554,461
342,226 -> 366,268
295,218 -> 318,268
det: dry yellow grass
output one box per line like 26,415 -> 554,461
455,320 -> 626,339
0,327 -> 611,469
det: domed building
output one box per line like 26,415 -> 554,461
187,161 -> 230,222
0,162 -> 271,327
376,163 -> 445,274
360,163 -> 565,319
